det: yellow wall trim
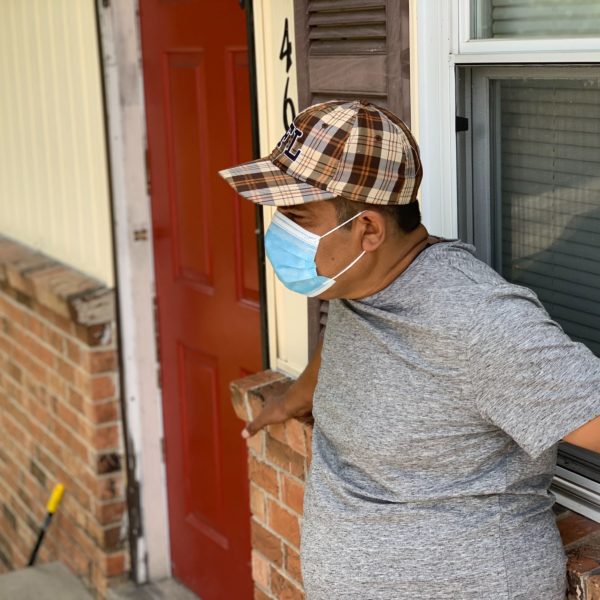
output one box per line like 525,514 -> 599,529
0,0 -> 114,287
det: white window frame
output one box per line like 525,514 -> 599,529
457,0 -> 600,57
415,0 -> 600,522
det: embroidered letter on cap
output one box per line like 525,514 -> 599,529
277,123 -> 303,161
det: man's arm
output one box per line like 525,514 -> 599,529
242,337 -> 323,438
562,414 -> 600,453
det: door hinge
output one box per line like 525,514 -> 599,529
456,116 -> 469,132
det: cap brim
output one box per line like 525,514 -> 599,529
218,157 -> 336,206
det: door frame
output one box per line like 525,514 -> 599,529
95,0 -> 171,582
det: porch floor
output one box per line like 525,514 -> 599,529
0,562 -> 200,600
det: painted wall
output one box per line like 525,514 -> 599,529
253,0 -> 308,376
0,0 -> 114,287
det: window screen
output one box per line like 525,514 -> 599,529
494,77 -> 600,355
460,68 -> 600,508
471,0 -> 600,39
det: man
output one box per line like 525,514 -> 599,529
219,100 -> 600,599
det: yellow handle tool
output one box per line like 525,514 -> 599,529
28,483 -> 65,566
46,483 -> 65,514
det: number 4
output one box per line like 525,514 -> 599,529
279,18 -> 293,73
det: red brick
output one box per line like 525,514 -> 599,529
558,512 -> 600,547
67,387 -> 85,414
27,313 -> 46,341
96,500 -> 126,525
250,483 -> 266,523
96,475 -> 124,502
266,423 -> 287,445
254,586 -> 272,600
17,327 -> 56,369
56,400 -> 82,432
13,344 -> 48,383
270,567 -> 303,600
284,544 -> 302,585
230,370 -> 290,399
56,357 -> 77,385
588,574 -> 600,599
88,400 -> 120,425
43,325 -> 65,354
251,519 -> 283,567
247,429 -> 265,456
305,427 -> 313,465
47,370 -> 67,398
75,323 -> 113,348
93,424 -> 121,451
267,499 -> 300,549
280,474 -> 304,515
87,350 -> 117,374
105,552 -> 126,578
36,303 -> 74,336
89,376 -> 116,401
65,339 -> 82,364
265,435 -> 306,481
252,549 -> 271,589
249,455 -> 279,497
285,420 -> 307,457
53,419 -> 88,460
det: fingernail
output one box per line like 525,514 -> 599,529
241,429 -> 249,439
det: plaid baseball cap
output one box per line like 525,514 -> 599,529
218,99 -> 422,206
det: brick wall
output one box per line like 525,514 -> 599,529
231,371 -> 600,600
0,235 -> 128,599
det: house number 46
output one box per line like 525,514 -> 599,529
279,17 -> 296,130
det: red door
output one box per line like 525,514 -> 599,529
139,2 -> 261,598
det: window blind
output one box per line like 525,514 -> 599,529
476,0 -> 600,38
498,78 -> 600,355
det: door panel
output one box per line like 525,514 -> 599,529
139,2 -> 261,598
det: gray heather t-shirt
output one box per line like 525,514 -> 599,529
300,240 -> 600,600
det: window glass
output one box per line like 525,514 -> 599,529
492,77 -> 600,355
471,0 -> 600,39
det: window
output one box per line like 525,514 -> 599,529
457,66 -> 600,521
471,0 -> 600,39
416,1 -> 600,521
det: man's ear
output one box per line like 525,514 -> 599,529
357,210 -> 386,252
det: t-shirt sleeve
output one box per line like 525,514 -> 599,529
469,284 -> 600,460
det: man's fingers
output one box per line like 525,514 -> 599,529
241,401 -> 285,438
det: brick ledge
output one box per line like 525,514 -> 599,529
232,370 -> 600,600
0,235 -> 114,326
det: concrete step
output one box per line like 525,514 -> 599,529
0,562 -> 92,600
0,562 -> 200,600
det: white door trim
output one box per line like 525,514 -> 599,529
95,0 -> 171,582
414,0 -> 458,239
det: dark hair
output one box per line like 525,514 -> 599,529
333,196 -> 421,234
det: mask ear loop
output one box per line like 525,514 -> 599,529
332,249 -> 366,280
318,208 -> 367,281
320,210 -> 367,239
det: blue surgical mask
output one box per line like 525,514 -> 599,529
264,209 -> 366,297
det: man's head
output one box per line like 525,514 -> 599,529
273,196 -> 423,299
219,100 -> 426,300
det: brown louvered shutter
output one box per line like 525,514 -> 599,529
293,0 -> 412,355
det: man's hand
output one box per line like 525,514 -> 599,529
242,337 -> 323,438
